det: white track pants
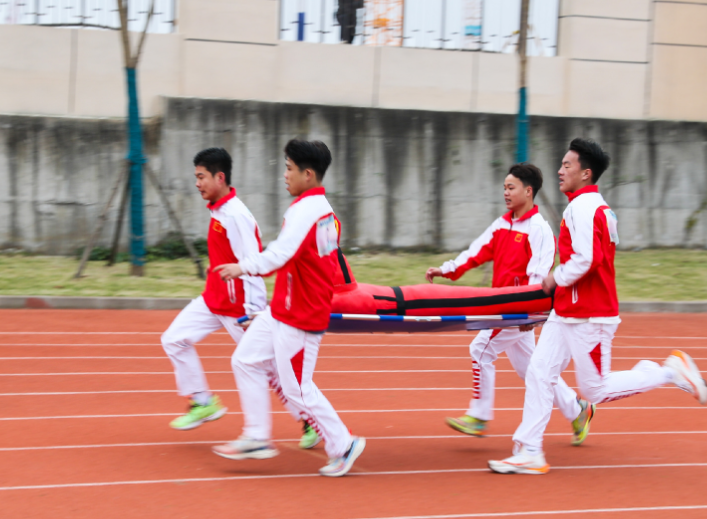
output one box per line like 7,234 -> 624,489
513,319 -> 670,450
232,307 -> 352,459
467,328 -> 580,422
161,296 -> 245,397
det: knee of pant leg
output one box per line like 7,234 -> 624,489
525,356 -> 555,386
231,349 -> 248,372
470,345 -> 497,365
580,384 -> 606,403
231,348 -> 260,373
160,330 -> 182,354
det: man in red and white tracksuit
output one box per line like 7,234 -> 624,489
162,148 -> 268,430
212,139 -> 365,478
489,138 -> 707,475
427,163 -> 585,441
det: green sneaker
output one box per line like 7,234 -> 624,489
571,399 -> 596,446
445,415 -> 487,437
169,395 -> 227,431
299,421 -> 322,449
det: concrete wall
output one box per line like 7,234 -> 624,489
2,99 -> 706,255
2,0 -> 707,121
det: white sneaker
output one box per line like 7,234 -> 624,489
664,350 -> 707,405
212,436 -> 279,460
488,446 -> 550,475
319,436 -> 366,477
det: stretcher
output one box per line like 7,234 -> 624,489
238,250 -> 552,333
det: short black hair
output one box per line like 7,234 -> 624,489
568,138 -> 610,183
193,147 -> 232,185
508,163 -> 543,199
284,139 -> 332,182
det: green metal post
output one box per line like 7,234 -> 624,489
125,67 -> 146,274
517,86 -> 528,163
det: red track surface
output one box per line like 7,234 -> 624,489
1,310 -> 707,518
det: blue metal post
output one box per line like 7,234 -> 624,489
125,67 -> 146,272
516,86 -> 528,163
297,11 -> 305,41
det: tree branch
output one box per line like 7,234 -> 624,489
115,0 -> 132,67
34,22 -> 120,31
133,0 -> 156,68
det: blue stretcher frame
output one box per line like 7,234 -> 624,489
238,313 -> 549,334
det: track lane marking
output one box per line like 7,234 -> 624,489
1,332 -> 706,339
0,370 -> 535,376
3,355 -> 705,360
1,406 -> 703,421
0,330 -> 707,341
1,386 -> 691,397
357,504 -> 707,518
3,430 -> 707,452
2,463 -> 707,491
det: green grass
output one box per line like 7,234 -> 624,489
0,249 -> 704,301
0,256 -> 207,298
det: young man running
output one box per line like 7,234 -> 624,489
161,148 -> 267,430
427,164 -> 592,443
212,139 -> 365,477
489,138 -> 707,475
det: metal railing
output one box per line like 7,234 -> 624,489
279,0 -> 558,57
0,0 -> 176,33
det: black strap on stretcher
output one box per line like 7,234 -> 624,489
373,287 -> 551,316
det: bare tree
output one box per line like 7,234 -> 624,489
76,1 -> 204,280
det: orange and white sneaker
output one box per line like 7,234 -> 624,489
488,446 -> 550,475
664,350 -> 707,405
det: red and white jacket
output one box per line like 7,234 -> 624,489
202,188 -> 267,318
551,185 -> 620,322
439,206 -> 556,288
239,187 -> 340,332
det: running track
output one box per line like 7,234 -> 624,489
1,310 -> 706,519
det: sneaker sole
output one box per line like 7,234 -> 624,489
212,447 -> 279,461
571,404 -> 596,446
488,460 -> 550,475
670,351 -> 707,405
445,418 -> 486,437
299,435 -> 322,450
170,406 -> 228,431
319,437 -> 366,477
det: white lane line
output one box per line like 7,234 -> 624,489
0,356 -> 472,360
326,334 -> 707,340
0,387 -> 487,396
2,463 -> 707,492
0,388 -> 488,396
0,344 -> 166,347
1,356 -> 704,361
1,332 -> 705,339
357,504 -> 707,519
3,344 -> 707,351
0,357 -> 230,360
1,406 -> 702,421
1,387 -> 690,397
0,370 -> 516,376
3,431 -> 707,452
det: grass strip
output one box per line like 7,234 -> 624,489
0,249 -> 704,302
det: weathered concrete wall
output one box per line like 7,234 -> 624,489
2,99 -> 707,254
0,114 -> 162,255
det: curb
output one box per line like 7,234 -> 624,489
619,301 -> 707,313
0,296 -> 705,313
0,296 -> 191,310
